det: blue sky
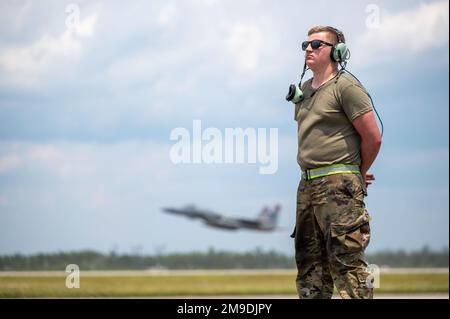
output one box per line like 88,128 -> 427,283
0,0 -> 448,256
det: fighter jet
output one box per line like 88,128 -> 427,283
162,204 -> 281,231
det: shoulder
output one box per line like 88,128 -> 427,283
336,72 -> 368,94
335,72 -> 373,121
301,78 -> 313,91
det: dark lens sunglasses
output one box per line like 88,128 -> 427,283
302,39 -> 333,51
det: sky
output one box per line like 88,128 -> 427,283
0,0 -> 448,256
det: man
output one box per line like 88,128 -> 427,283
292,26 -> 382,299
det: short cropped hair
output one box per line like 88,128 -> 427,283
307,26 -> 346,44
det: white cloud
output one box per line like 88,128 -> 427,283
157,3 -> 177,26
227,23 -> 264,71
101,48 -> 180,85
73,14 -> 97,37
28,144 -> 62,162
0,154 -> 22,173
26,143 -> 94,178
195,0 -> 219,6
1,141 -> 172,180
353,1 -> 449,67
0,13 -> 97,87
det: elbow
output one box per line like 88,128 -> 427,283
361,133 -> 382,149
375,135 -> 382,148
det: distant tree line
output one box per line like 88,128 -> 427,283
367,246 -> 449,268
0,247 -> 447,270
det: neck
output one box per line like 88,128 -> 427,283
311,63 -> 339,89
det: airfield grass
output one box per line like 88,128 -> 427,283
0,270 -> 448,298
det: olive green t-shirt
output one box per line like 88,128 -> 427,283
294,72 -> 373,170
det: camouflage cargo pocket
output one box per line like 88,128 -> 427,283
331,209 -> 371,252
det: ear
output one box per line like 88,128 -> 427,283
332,43 -> 348,62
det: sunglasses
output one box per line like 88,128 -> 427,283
301,39 -> 334,51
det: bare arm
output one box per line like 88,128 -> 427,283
352,111 -> 382,187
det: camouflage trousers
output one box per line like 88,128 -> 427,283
292,173 -> 373,299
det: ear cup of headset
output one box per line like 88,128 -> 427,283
331,42 -> 348,62
286,84 -> 304,104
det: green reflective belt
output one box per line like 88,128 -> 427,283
302,164 -> 360,181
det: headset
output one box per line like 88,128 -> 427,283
329,27 -> 348,62
285,26 -> 383,137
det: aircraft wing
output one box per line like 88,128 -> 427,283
162,207 -> 220,220
233,218 -> 260,228
162,204 -> 280,231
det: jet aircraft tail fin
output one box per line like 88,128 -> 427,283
257,204 -> 281,230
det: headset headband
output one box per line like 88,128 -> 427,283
327,26 -> 344,43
